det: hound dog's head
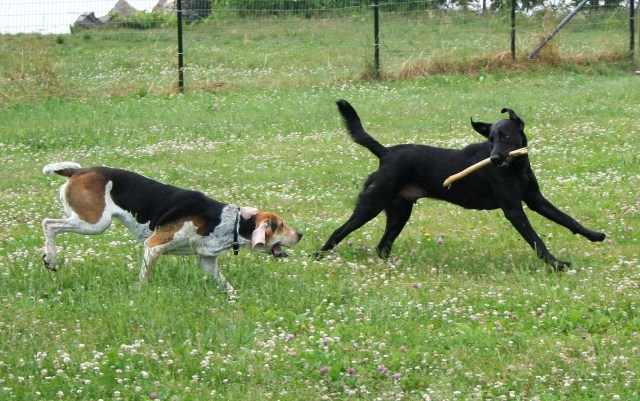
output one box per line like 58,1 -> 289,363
240,207 -> 302,258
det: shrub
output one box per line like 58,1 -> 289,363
109,11 -> 176,30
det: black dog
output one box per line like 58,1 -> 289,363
316,100 -> 605,269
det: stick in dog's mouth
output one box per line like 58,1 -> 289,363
443,147 -> 529,189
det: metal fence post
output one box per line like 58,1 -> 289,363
373,0 -> 380,78
511,0 -> 516,60
177,0 -> 184,94
630,0 -> 635,57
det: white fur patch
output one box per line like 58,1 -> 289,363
240,206 -> 258,220
43,161 -> 81,175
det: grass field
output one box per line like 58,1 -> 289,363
1,13 -> 640,401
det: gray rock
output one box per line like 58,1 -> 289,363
72,12 -> 103,29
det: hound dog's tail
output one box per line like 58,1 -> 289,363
336,100 -> 387,159
43,162 -> 82,178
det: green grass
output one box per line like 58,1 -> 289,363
1,13 -> 640,401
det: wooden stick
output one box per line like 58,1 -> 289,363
443,147 -> 529,189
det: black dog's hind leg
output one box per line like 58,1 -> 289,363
317,171 -> 405,258
317,204 -> 385,256
523,190 -> 606,242
500,201 -> 570,270
377,198 -> 414,258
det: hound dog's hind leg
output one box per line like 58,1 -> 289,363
42,216 -> 113,271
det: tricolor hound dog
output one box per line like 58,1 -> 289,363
42,162 -> 302,294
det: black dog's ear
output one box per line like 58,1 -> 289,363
470,118 -> 492,138
501,108 -> 525,131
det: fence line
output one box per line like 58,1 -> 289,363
0,0 -> 637,101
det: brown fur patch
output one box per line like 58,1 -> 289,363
146,216 -> 209,248
146,221 -> 183,248
254,212 -> 276,223
66,171 -> 107,224
254,212 -> 283,240
191,216 -> 209,236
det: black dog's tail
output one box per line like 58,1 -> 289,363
336,99 -> 387,159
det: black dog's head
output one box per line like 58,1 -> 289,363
471,108 -> 527,167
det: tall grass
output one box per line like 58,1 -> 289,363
0,14 -> 639,400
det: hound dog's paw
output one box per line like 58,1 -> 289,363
224,285 -> 238,301
42,254 -> 57,272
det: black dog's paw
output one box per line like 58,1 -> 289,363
312,250 -> 326,260
591,232 -> 606,242
553,260 -> 571,272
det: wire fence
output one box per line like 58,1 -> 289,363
0,0 -> 637,100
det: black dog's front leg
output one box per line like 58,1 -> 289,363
501,203 -> 570,270
523,191 -> 606,242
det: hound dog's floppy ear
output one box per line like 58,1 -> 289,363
239,206 -> 268,249
251,220 -> 269,249
501,108 -> 525,131
470,117 -> 492,138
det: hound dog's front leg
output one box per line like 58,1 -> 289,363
140,222 -> 194,283
140,245 -> 162,283
200,256 -> 236,297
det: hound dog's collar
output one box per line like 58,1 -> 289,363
232,207 -> 241,256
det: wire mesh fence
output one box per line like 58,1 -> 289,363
0,0 -> 636,101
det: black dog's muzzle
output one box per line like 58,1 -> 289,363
490,153 -> 511,167
491,152 -> 524,167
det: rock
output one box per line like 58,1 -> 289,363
72,12 -> 104,29
73,0 -> 141,30
108,0 -> 140,18
153,0 -> 177,13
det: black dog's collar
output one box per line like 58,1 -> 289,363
232,208 -> 241,256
